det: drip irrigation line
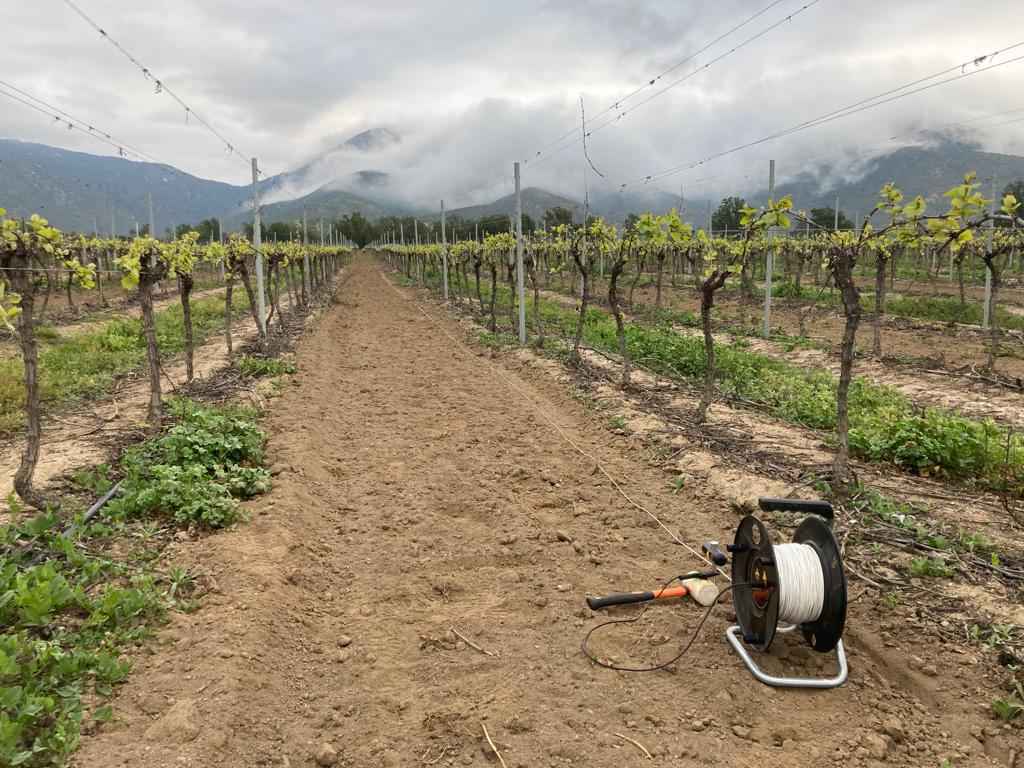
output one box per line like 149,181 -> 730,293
378,269 -> 728,579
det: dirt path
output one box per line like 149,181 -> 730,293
74,257 -> 1009,768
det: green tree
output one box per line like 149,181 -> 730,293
176,218 -> 221,242
337,211 -> 377,247
711,197 -> 747,233
544,206 -> 574,229
809,207 -> 853,232
623,213 -> 640,233
266,222 -> 299,242
471,215 -> 508,237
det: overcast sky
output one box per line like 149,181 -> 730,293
2,0 -> 1023,207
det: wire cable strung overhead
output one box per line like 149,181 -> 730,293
888,103 -> 1024,141
618,41 -> 1024,189
526,0 -> 824,168
524,0 -> 793,164
664,102 -> 1024,207
0,81 -> 160,164
61,0 -> 259,174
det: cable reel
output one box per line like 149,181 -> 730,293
582,497 -> 848,689
726,498 -> 848,688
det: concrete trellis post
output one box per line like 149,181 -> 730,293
762,159 -> 775,339
514,162 -> 526,344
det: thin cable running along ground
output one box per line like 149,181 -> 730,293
582,581 -> 749,673
377,269 -> 727,578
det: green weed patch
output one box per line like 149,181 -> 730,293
0,398 -> 269,765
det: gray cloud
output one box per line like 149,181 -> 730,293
2,0 -> 1021,210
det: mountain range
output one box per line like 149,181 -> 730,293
1,130 -> 1023,235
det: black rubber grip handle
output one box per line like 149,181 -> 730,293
586,591 -> 654,610
758,497 -> 834,519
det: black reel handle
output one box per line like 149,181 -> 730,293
586,591 -> 657,610
758,497 -> 833,521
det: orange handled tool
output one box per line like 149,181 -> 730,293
586,569 -> 720,610
586,585 -> 687,610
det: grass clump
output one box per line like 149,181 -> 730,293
237,355 -> 296,378
107,398 -> 270,529
908,556 -> 955,579
884,294 -> 1024,332
992,683 -> 1024,722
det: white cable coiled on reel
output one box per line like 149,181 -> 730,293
773,543 -> 825,625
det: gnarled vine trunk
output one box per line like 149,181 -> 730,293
180,273 -> 195,382
139,259 -> 164,429
487,260 -> 498,332
871,255 -> 887,358
11,255 -> 50,510
571,244 -> 590,363
985,260 -> 1002,371
528,254 -> 544,348
224,277 -> 235,359
474,258 -> 484,314
655,249 -> 666,308
696,271 -> 729,423
832,248 -> 861,497
608,251 -> 630,386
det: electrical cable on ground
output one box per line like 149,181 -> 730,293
581,580 -> 748,672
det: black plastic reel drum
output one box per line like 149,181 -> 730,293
731,514 -> 847,653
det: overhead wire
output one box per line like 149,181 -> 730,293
527,0 -> 824,168
525,0 -> 798,164
658,102 -> 1024,209
619,42 -> 1024,188
0,83 -> 159,164
61,0 -> 260,174
887,103 -> 1024,141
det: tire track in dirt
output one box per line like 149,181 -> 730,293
73,256 -> 1002,768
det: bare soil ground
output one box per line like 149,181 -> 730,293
70,256 -> 1020,768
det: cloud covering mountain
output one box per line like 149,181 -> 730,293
2,0 -> 1022,216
